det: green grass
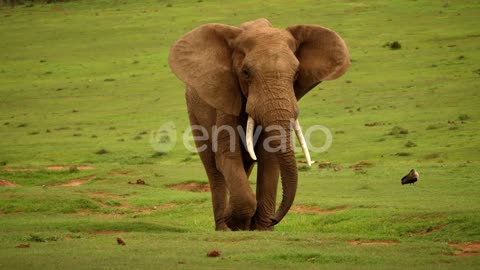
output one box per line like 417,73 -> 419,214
1,0 -> 479,269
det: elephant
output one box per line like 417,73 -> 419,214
168,18 -> 349,231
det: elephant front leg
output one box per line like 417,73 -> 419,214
199,151 -> 229,231
251,135 -> 280,231
214,113 -> 257,231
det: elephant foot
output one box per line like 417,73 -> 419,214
215,223 -> 230,231
250,218 -> 274,231
224,197 -> 256,231
225,210 -> 255,231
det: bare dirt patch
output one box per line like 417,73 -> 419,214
45,165 -> 95,171
316,161 -> 342,171
74,209 -> 91,216
0,179 -> 21,187
168,182 -> 210,192
317,161 -> 332,168
449,242 -> 480,257
291,205 -> 350,214
411,223 -> 448,236
348,240 -> 399,246
349,161 -> 375,171
51,175 -> 96,187
0,167 -> 36,172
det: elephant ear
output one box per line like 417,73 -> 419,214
287,25 -> 350,100
169,24 -> 243,116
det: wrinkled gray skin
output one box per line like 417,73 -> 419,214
169,19 -> 349,231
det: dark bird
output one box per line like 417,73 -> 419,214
401,169 -> 419,185
117,237 -> 126,246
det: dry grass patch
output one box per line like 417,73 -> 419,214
448,242 -> 480,257
51,175 -> 96,187
0,179 -> 21,187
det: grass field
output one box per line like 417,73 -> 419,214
1,0 -> 479,269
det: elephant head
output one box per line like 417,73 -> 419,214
169,19 -> 349,226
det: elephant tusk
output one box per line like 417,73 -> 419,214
294,119 -> 312,166
246,116 -> 257,160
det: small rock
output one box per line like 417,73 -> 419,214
117,237 -> 126,246
207,249 -> 221,257
317,161 -> 332,168
401,169 -> 419,185
129,179 -> 146,185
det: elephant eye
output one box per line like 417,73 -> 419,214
241,67 -> 250,80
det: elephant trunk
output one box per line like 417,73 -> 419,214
263,119 -> 298,226
246,82 -> 303,226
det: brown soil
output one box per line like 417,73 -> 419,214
51,175 -> 96,187
411,223 -> 448,236
45,165 -> 95,171
349,161 -> 375,170
74,209 -> 91,216
15,243 -> 31,248
449,242 -> 480,257
0,167 -> 36,172
207,249 -> 221,257
168,182 -> 210,192
348,240 -> 399,246
0,165 -> 94,172
317,161 -> 332,168
291,205 -> 350,214
89,230 -> 127,235
0,179 -> 21,187
317,161 -> 342,171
